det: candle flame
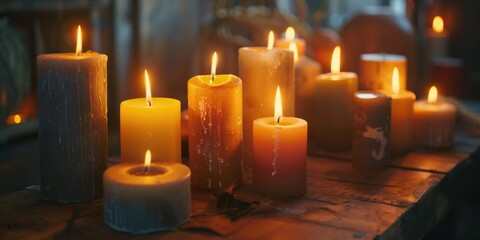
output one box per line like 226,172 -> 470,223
145,69 -> 152,106
14,114 -> 21,124
392,67 -> 400,94
427,86 -> 438,104
76,25 -> 82,56
210,52 -> 217,83
433,16 -> 444,33
274,86 -> 283,123
267,31 -> 274,50
289,42 -> 299,63
331,46 -> 341,74
144,150 -> 151,172
285,26 -> 295,41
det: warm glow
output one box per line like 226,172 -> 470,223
433,16 -> 444,33
274,86 -> 283,123
145,69 -> 152,106
210,52 -> 217,83
392,67 -> 400,94
331,46 -> 341,73
289,42 -> 299,63
285,26 -> 295,41
76,25 -> 82,55
357,93 -> 378,99
144,150 -> 152,172
14,114 -> 21,124
427,86 -> 438,104
267,31 -> 274,50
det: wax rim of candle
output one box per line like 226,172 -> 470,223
121,97 -> 180,108
195,74 -> 241,87
414,100 -> 456,112
239,46 -> 294,54
317,72 -> 357,81
360,53 -> 406,62
254,117 -> 307,128
104,163 -> 191,185
355,91 -> 390,100
37,52 -> 107,60
130,165 -> 166,176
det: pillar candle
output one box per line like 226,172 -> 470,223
253,87 -> 307,198
427,16 -> 448,58
314,46 -> 357,151
274,26 -> 306,56
413,86 -> 456,148
120,70 -> 181,163
353,92 -> 391,170
37,26 -> 107,203
104,151 -> 191,234
360,53 -> 406,92
239,33 -> 294,167
381,67 -> 415,153
188,52 -> 243,190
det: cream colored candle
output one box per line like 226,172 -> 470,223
413,86 -> 456,148
381,67 -> 415,153
253,87 -> 307,198
360,53 -> 406,92
314,46 -> 358,151
274,26 -> 306,56
38,26 -> 107,203
120,70 -> 181,163
188,52 -> 243,190
427,16 -> 448,58
239,32 -> 295,167
104,150 -> 191,234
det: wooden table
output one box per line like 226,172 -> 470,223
1,131 -> 479,239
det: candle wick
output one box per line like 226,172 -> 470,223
210,74 -> 215,84
147,100 -> 152,106
277,117 -> 281,124
144,165 -> 150,173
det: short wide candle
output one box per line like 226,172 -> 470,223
38,26 -> 107,203
253,87 -> 307,198
188,54 -> 243,190
103,161 -> 191,234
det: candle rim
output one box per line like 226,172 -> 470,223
360,53 -> 406,62
121,97 -> 180,108
37,52 -> 107,60
254,116 -> 307,128
104,162 -> 191,185
317,72 -> 357,81
355,91 -> 390,100
190,74 -> 241,87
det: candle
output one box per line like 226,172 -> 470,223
359,53 -> 407,92
274,26 -> 306,56
353,92 -> 391,170
188,52 -> 243,190
413,86 -> 456,148
427,16 -> 448,58
382,67 -> 415,153
253,87 -> 307,198
104,150 -> 191,234
120,70 -> 181,163
38,26 -> 107,203
239,31 -> 295,167
314,46 -> 358,151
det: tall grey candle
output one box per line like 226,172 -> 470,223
37,50 -> 107,203
352,92 -> 391,170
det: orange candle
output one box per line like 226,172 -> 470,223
188,52 -> 243,190
274,26 -> 306,56
253,87 -> 307,198
360,53 -> 407,92
383,67 -> 415,153
413,86 -> 456,148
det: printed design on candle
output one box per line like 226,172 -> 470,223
362,126 -> 387,161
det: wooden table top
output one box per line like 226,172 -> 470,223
1,131 -> 479,240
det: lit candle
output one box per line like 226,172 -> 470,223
359,53 -> 407,92
104,150 -> 191,234
314,46 -> 358,151
427,16 -> 448,58
382,68 -> 415,153
352,92 -> 391,170
120,69 -> 181,163
37,25 -> 107,203
253,87 -> 307,198
413,86 -> 456,148
274,26 -> 307,56
188,52 -> 243,190
239,31 -> 294,167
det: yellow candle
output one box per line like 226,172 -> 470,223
413,86 -> 456,148
38,26 -> 107,203
239,31 -> 295,167
120,70 -> 181,163
274,26 -> 307,56
188,52 -> 243,190
314,46 -> 358,151
360,53 -> 406,92
382,67 -> 416,153
253,87 -> 307,198
104,150 -> 191,234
